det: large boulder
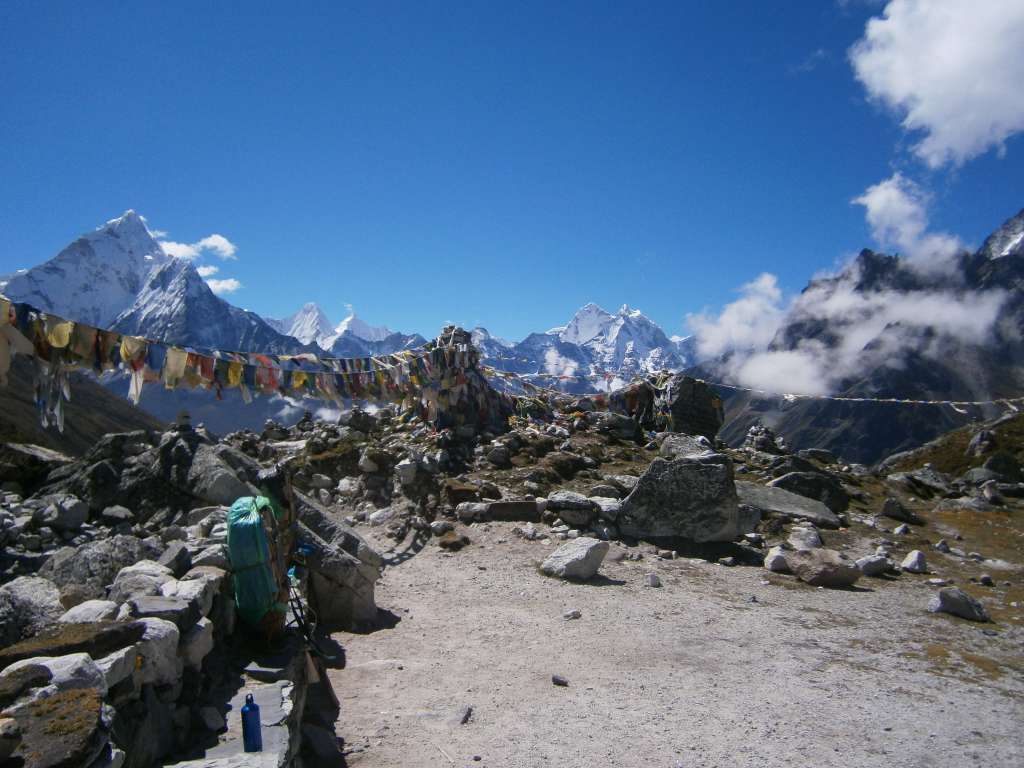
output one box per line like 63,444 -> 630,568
617,454 -> 745,542
0,443 -> 72,495
108,561 -> 175,605
32,494 -> 89,533
187,444 -> 257,506
38,535 -> 163,605
546,491 -> 596,527
0,577 -> 64,645
540,537 -> 609,579
767,472 -> 849,514
295,492 -> 382,630
928,587 -> 990,622
587,412 -> 641,441
787,549 -> 861,588
735,481 -> 841,529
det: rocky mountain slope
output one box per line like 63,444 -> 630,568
0,357 -> 164,456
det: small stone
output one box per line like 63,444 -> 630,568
901,550 -> 928,574
979,574 -> 994,587
563,608 -> 582,620
644,573 -> 662,588
552,674 -> 569,687
893,523 -> 910,536
934,539 -> 951,553
717,556 -> 737,567
763,546 -> 790,573
856,554 -> 890,577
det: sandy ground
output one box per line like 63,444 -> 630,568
329,523 -> 1024,768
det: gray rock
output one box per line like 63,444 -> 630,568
456,502 -> 488,523
983,451 -> 1021,483
960,467 -> 1001,486
157,541 -> 193,577
179,617 -> 214,668
797,448 -> 837,464
928,587 -> 990,622
735,481 -> 841,529
763,546 -> 790,573
0,443 -> 72,494
881,496 -> 923,524
33,494 -> 90,532
893,523 -> 911,536
59,599 -> 120,623
0,576 -> 64,643
1,651 -> 106,698
590,497 -> 622,522
294,492 -> 383,630
901,550 -> 928,573
787,526 -> 822,550
485,446 -> 511,468
108,560 -> 175,604
588,412 -> 641,441
887,468 -> 954,499
187,444 -> 254,506
617,454 -> 744,542
546,491 -> 594,510
767,472 -> 848,513
540,537 -> 609,579
100,505 -> 135,525
659,434 -> 713,460
644,573 -> 662,588
787,548 -> 861,588
136,617 -> 182,686
192,544 -> 230,570
395,457 -> 419,484
0,717 -> 20,762
855,554 -> 890,577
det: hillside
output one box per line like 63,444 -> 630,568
0,357 -> 164,455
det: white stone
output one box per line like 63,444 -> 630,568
137,617 -> 182,686
540,537 -> 609,579
58,599 -> 119,623
901,550 -> 928,574
2,652 -> 107,698
95,644 -> 139,688
763,546 -> 790,573
787,526 -> 822,550
394,457 -> 419,485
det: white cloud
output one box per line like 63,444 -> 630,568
686,273 -> 787,359
850,0 -> 1024,167
159,233 -> 238,260
195,234 -> 237,259
206,278 -> 242,295
196,265 -> 219,277
690,264 -> 1007,396
852,173 -> 962,268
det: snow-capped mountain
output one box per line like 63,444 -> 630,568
979,208 -> 1024,259
474,303 -> 692,392
2,210 -> 170,327
267,303 -> 335,346
268,303 -> 395,349
113,259 -> 307,354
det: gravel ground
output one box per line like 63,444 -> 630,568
330,523 -> 1024,768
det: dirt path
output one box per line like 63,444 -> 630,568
329,524 -> 1024,768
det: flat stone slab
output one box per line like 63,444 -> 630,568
7,687 -> 106,768
736,481 -> 841,529
0,621 -> 145,671
128,596 -> 201,632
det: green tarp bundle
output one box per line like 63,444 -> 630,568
226,496 -> 285,627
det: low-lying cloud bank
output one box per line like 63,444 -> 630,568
687,263 -> 1007,396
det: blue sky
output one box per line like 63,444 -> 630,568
1,1 -> 1022,341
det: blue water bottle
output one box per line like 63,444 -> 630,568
241,693 -> 263,752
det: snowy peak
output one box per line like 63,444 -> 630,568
1,209 -> 169,327
269,302 -> 334,345
979,208 -> 1024,259
331,311 -> 392,343
559,303 -> 615,344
